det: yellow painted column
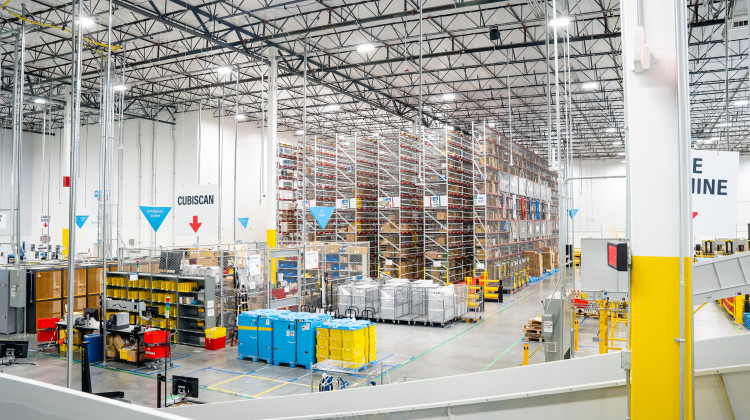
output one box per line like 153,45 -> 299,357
622,0 -> 694,417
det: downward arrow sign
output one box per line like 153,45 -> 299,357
189,215 -> 202,233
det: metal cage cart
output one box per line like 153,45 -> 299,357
337,283 -> 354,316
408,280 -> 437,324
310,359 -> 384,392
427,285 -> 457,326
378,279 -> 410,322
352,283 -> 380,319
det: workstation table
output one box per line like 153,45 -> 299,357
55,322 -> 158,367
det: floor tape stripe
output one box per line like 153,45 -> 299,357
483,336 -> 523,371
387,287 -> 542,375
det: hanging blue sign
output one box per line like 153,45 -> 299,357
535,200 -> 540,220
75,215 -> 89,228
568,209 -> 579,219
139,206 -> 171,232
238,217 -> 249,228
309,207 -> 335,229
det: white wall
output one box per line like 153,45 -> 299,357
569,155 -> 750,247
568,159 -> 627,247
0,111 -> 295,259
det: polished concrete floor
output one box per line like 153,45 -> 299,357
1,273 -> 745,409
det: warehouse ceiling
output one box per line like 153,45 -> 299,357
0,0 -> 747,158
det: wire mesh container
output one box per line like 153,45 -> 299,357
378,279 -> 410,321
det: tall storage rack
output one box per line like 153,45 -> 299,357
303,135 -> 337,242
335,134 -> 358,244
277,143 -> 301,245
472,123 -> 558,286
423,128 -> 474,284
353,135 -> 379,277
377,131 -> 424,279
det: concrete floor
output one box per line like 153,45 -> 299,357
1,273 -> 745,409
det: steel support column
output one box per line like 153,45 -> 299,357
622,0 -> 694,418
265,47 -> 278,248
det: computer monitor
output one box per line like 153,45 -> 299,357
143,306 -> 159,318
171,376 -> 199,398
0,340 -> 29,359
84,308 -> 100,322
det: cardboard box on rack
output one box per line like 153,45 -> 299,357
542,252 -> 554,270
529,259 -> 544,277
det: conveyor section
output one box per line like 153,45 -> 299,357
693,252 -> 750,302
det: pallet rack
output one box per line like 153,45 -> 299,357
277,143 -> 301,245
423,128 -> 474,284
303,135 -> 337,242
377,131 -> 424,279
472,123 -> 558,291
354,135 -> 379,277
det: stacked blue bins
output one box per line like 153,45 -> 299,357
258,309 -> 289,364
296,313 -> 332,369
238,311 -> 260,361
273,312 -> 302,367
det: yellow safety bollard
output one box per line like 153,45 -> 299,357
574,319 -> 579,351
598,302 -> 607,354
522,343 -> 529,366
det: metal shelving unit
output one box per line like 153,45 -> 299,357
304,135 -> 337,242
423,127 -> 474,284
277,143 -> 301,245
472,122 -> 558,289
377,131 -> 423,279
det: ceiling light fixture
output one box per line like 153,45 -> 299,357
549,16 -> 571,27
709,136 -> 720,142
325,104 -> 340,111
295,129 -> 304,136
77,16 -> 95,27
33,98 -> 47,104
716,122 -> 732,128
605,127 -> 617,133
216,66 -> 232,75
356,43 -> 375,53
732,99 -> 749,107
582,81 -> 598,90
113,84 -> 128,91
443,93 -> 456,101
236,114 -> 246,120
487,122 -> 496,128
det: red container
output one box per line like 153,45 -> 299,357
144,330 -> 168,345
145,345 -> 170,359
205,337 -> 226,351
37,317 -> 60,342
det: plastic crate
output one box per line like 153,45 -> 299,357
206,337 -> 226,351
205,327 -> 226,339
145,345 -> 170,359
144,330 -> 168,345
36,317 -> 60,343
744,312 -> 750,329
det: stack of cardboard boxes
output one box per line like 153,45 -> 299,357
524,251 -> 544,277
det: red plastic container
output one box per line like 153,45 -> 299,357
144,330 -> 168,345
145,345 -> 170,359
205,337 -> 226,351
37,317 -> 60,342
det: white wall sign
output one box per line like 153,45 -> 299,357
474,194 -> 487,206
174,184 -> 219,236
379,197 -> 400,208
248,255 -> 262,276
0,212 -> 7,230
40,214 -> 51,229
691,150 -> 739,237
304,250 -> 319,269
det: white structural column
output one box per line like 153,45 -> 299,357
622,0 -> 693,418
266,47 -> 279,248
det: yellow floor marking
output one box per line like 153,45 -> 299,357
253,381 -> 291,397
208,374 -> 247,389
209,387 -> 256,398
244,374 -> 311,387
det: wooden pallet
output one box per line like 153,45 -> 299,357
525,336 -> 545,343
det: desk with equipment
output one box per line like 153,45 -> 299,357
55,301 -> 171,367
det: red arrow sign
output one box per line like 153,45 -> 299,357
43,223 -> 48,228
189,216 -> 202,233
